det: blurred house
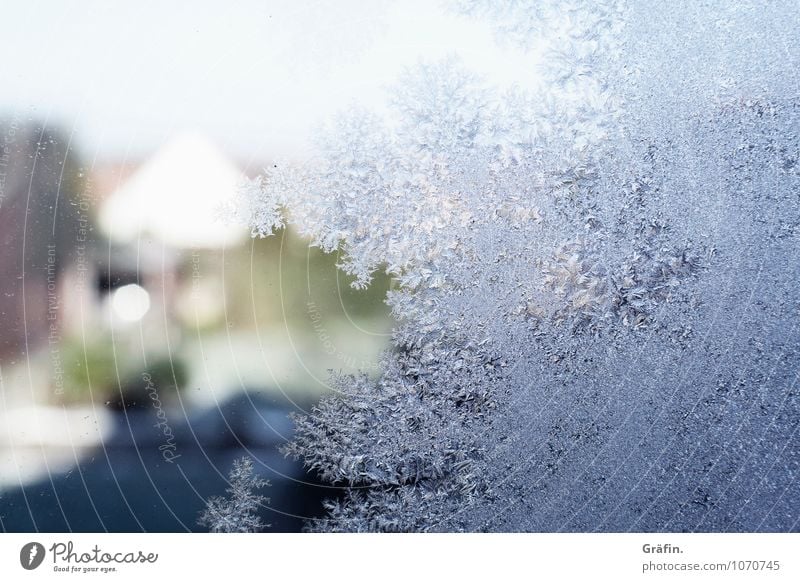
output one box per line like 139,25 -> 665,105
95,132 -> 250,404
97,132 -> 248,336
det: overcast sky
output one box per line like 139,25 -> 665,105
1,0 -> 536,167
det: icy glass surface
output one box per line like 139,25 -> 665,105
240,1 -> 799,531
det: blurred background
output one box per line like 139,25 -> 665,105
0,0 -> 532,531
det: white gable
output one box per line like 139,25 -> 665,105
100,133 -> 246,248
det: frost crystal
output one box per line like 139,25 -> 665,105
198,458 -> 270,533
246,1 -> 800,531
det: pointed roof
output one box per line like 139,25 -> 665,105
99,132 -> 247,249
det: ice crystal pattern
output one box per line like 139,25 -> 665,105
198,458 -> 270,533
241,0 -> 800,531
